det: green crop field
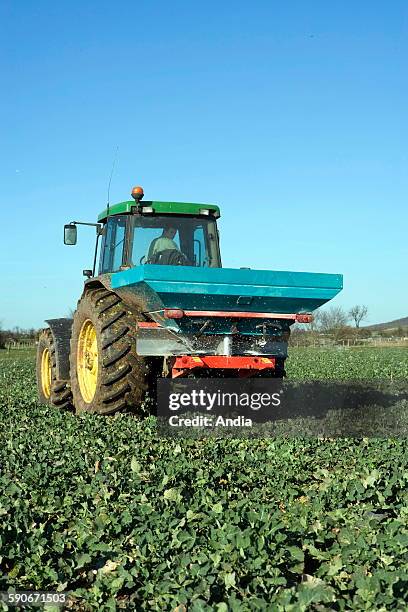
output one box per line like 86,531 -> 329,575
1,348 -> 408,610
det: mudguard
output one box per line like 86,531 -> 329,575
45,318 -> 73,380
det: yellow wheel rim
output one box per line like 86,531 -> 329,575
77,319 -> 98,403
40,347 -> 52,399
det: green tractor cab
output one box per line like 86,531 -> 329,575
37,186 -> 342,415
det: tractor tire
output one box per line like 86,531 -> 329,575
69,287 -> 150,415
36,329 -> 73,409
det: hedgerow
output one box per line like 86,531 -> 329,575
0,349 -> 408,610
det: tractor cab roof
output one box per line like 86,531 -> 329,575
98,200 -> 221,222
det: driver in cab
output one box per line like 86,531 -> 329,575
148,226 -> 178,258
146,225 -> 187,265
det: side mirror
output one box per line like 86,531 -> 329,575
64,224 -> 77,245
83,269 -> 92,278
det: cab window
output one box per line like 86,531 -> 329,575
129,215 -> 220,267
99,216 -> 127,273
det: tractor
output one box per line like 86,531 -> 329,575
36,186 -> 342,414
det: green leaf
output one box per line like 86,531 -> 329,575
131,457 -> 141,472
76,553 -> 91,568
163,488 -> 182,503
224,572 -> 236,589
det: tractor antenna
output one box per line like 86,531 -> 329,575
106,146 -> 119,219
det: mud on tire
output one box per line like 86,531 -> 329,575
69,287 -> 152,415
36,329 -> 73,409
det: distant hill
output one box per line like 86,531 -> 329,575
366,316 -> 408,331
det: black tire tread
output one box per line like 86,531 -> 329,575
101,310 -> 126,331
69,287 -> 150,415
36,329 -> 73,410
103,344 -> 131,368
103,364 -> 132,386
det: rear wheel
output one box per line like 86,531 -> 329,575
69,287 -> 151,415
36,329 -> 72,409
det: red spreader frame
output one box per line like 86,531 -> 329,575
171,355 -> 276,378
163,309 -> 313,323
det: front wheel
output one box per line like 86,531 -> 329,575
69,287 -> 151,415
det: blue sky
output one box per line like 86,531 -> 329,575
1,0 -> 407,329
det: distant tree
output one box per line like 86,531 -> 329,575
349,305 -> 368,328
318,306 -> 349,340
309,309 -> 322,333
359,327 -> 371,338
0,320 -> 5,349
12,326 -> 22,337
289,325 -> 306,346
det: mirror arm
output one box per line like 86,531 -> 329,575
70,221 -> 103,235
